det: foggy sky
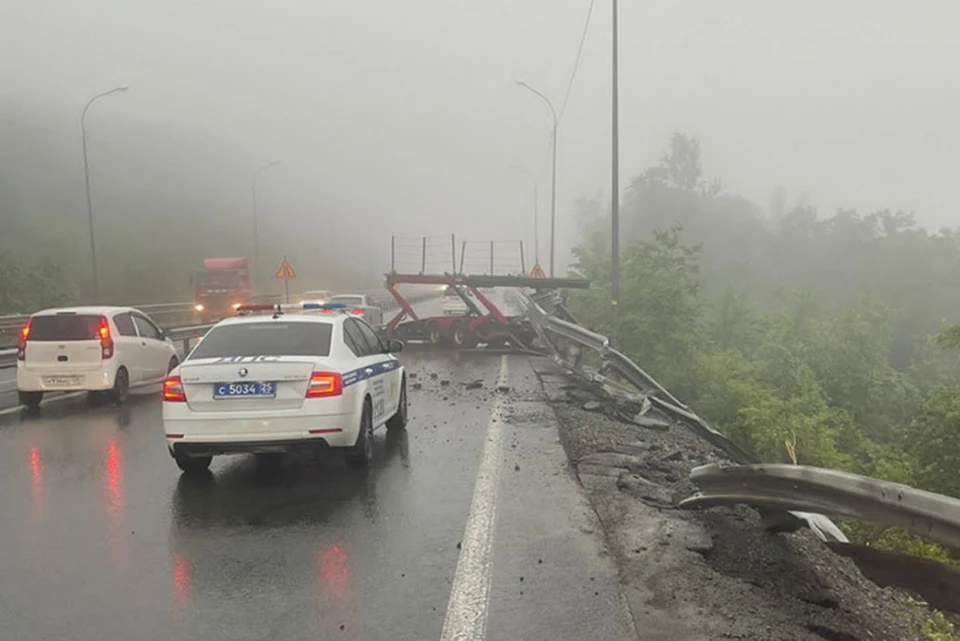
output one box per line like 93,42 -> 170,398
3,0 -> 960,278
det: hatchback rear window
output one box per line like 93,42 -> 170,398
187,322 -> 333,359
330,296 -> 363,306
27,315 -> 103,341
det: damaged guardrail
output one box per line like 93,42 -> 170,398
517,290 -> 846,542
682,463 -> 960,614
519,289 -> 960,615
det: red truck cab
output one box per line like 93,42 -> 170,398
191,257 -> 252,322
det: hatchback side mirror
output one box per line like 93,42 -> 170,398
386,339 -> 404,353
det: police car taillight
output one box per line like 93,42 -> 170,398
17,319 -> 31,361
163,376 -> 186,402
306,372 -> 342,398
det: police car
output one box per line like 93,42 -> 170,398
161,303 -> 407,474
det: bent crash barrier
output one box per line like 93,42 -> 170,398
517,289 -> 960,615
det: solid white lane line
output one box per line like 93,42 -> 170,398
0,392 -> 85,418
440,355 -> 509,641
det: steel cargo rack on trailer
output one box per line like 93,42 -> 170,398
382,272 -> 590,349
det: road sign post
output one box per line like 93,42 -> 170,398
275,256 -> 297,303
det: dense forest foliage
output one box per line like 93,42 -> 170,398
568,133 -> 960,565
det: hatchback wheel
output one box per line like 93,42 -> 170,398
175,453 -> 212,475
18,391 -> 42,410
111,367 -> 129,406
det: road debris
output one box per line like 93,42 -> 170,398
532,356 -> 928,641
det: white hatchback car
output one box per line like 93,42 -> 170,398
161,305 -> 408,474
17,306 -> 179,409
327,294 -> 384,328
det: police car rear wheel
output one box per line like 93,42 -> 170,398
386,378 -> 408,431
346,402 -> 374,467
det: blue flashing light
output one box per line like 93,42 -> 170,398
302,302 -> 347,310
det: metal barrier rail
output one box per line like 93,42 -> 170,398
0,288 -> 439,369
518,289 -> 960,614
680,463 -> 960,550
516,291 -> 847,543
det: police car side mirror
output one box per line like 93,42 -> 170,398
386,339 -> 404,353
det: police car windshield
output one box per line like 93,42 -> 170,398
188,322 -> 333,359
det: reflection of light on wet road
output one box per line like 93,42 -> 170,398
315,543 -> 354,628
171,552 -> 192,604
29,447 -> 43,522
105,440 -> 123,515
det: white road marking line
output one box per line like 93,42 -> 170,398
0,392 -> 85,418
440,355 -> 509,641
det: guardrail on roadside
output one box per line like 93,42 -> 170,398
0,288 -> 440,370
518,289 -> 960,615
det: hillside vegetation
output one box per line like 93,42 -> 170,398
569,133 -> 960,564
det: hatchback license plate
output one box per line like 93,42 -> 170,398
213,382 -> 277,399
43,375 -> 79,386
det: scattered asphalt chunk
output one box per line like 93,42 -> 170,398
514,463 -> 521,471
631,414 -> 671,430
497,385 -> 511,393
440,380 -> 450,387
430,373 -> 438,380
409,373 -> 418,379
465,381 -> 484,390
412,383 -> 423,390
456,541 -> 462,550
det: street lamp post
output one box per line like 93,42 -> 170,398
81,84 -> 129,301
252,161 -> 281,286
516,80 -> 558,277
510,165 -> 540,265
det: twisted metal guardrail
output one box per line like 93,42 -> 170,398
0,288 -> 439,369
518,289 -> 960,614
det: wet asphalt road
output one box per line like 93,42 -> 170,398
0,297 -> 636,641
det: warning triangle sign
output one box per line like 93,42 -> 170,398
529,263 -> 546,279
275,257 -> 297,279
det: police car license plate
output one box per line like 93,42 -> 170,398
213,382 -> 276,399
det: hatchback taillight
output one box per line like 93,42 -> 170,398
351,308 -> 364,315
306,372 -> 343,398
98,316 -> 114,359
163,376 -> 186,402
16,319 -> 31,361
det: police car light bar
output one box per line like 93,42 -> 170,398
235,302 -> 349,315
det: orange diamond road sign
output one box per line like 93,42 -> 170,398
529,263 -> 546,279
275,257 -> 297,279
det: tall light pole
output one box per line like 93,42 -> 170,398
516,80 -> 558,277
510,165 -> 540,265
611,0 -> 621,322
252,161 -> 281,286
81,84 -> 129,301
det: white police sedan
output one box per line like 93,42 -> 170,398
161,303 -> 407,474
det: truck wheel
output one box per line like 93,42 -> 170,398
452,322 -> 477,348
428,324 -> 444,345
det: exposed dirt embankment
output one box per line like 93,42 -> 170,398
532,357 -> 927,641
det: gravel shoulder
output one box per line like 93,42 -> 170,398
531,356 -> 928,641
